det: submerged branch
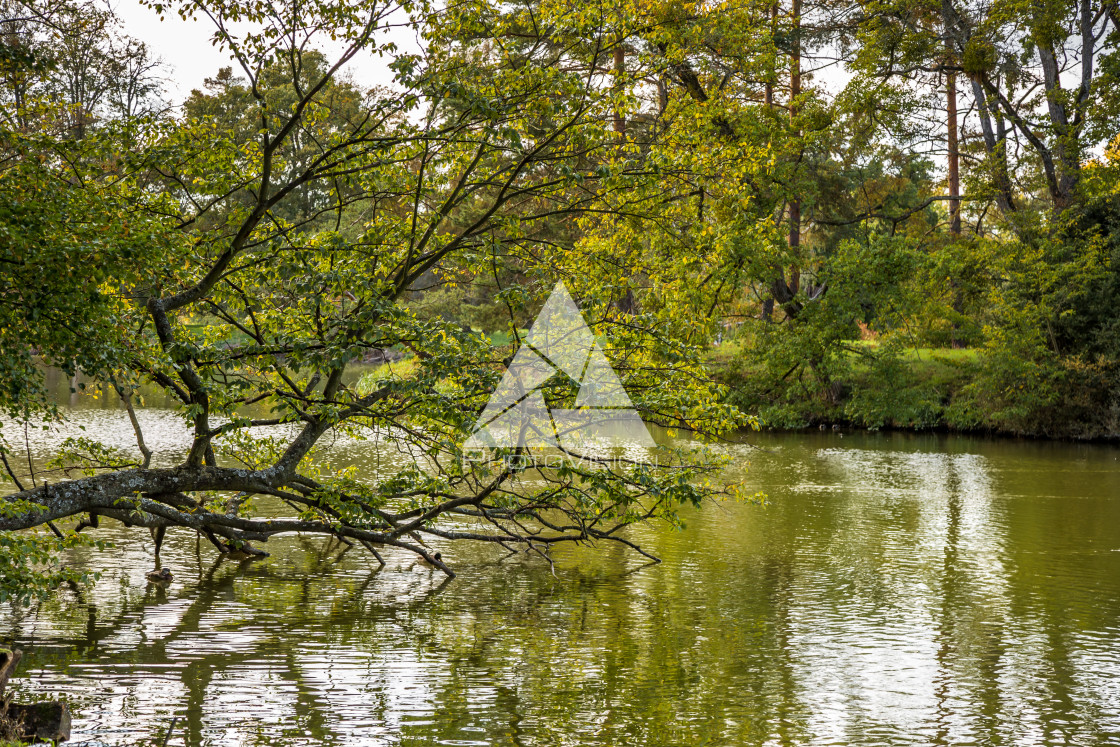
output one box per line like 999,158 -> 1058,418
0,460 -> 672,577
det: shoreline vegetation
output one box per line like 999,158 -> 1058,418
60,338 -> 1116,444
355,341 -> 1120,442
33,328 -> 1118,448
707,342 -> 1120,442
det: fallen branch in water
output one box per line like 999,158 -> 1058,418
0,451 -> 705,577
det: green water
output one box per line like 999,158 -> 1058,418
3,382 -> 1120,745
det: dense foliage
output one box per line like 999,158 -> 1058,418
0,0 -> 751,601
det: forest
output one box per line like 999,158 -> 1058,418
1,0 -> 1119,603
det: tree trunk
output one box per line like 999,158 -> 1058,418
947,72 -> 961,236
760,2 -> 779,322
765,3 -> 777,109
788,0 -> 802,295
947,70 -> 966,348
613,45 -> 626,137
966,75 -> 1016,217
761,296 -> 774,321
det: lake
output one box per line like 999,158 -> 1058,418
3,379 -> 1120,745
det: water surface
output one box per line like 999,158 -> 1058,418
4,385 -> 1120,746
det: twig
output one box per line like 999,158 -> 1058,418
113,379 -> 153,468
159,716 -> 178,747
23,422 -> 37,489
360,540 -> 386,566
0,449 -> 25,491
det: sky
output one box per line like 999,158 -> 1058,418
112,0 -> 855,102
110,0 -> 412,103
111,0 -> 235,100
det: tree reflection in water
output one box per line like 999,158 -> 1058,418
4,431 -> 1120,746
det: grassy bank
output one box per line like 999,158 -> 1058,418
708,343 -> 1120,441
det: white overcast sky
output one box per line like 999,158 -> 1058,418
111,0 -> 235,100
110,0 -> 413,102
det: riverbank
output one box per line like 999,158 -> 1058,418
708,343 -> 1120,441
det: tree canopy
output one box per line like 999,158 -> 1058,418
0,0 -> 751,601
